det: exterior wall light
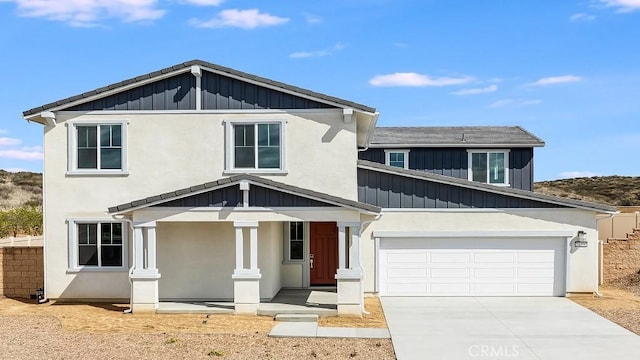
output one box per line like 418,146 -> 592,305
575,230 -> 588,247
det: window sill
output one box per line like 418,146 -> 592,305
223,169 -> 288,176
67,267 -> 129,273
66,170 -> 129,177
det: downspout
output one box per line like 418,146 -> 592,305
111,215 -> 134,313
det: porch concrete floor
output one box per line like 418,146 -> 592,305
156,289 -> 338,317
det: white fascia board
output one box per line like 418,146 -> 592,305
359,111 -> 380,148
57,108 -> 344,116
368,143 -> 545,148
373,230 -> 576,238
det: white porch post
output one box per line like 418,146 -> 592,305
232,221 -> 261,315
235,226 -> 244,271
335,222 -> 364,317
146,226 -> 157,271
130,222 -> 161,313
338,225 -> 347,270
250,226 -> 258,271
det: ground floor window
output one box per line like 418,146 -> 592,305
70,220 -> 127,270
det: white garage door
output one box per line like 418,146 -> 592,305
379,237 -> 566,296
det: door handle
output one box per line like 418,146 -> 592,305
310,254 -> 314,269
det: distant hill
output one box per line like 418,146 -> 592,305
0,169 -> 636,209
534,176 -> 640,206
0,170 -> 42,210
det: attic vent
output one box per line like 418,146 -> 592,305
461,133 -> 467,142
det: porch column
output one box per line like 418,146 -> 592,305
338,225 -> 347,270
130,222 -> 161,313
232,221 -> 261,315
335,222 -> 364,317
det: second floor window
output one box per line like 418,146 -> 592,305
228,121 -> 284,171
385,149 -> 409,169
68,121 -> 127,175
468,150 -> 509,185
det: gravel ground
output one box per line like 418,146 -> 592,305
0,316 -> 395,360
571,285 -> 640,335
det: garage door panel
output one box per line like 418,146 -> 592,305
474,252 -> 515,263
386,252 -> 426,263
430,252 -> 471,263
379,237 -> 566,297
431,268 -> 470,278
475,268 -> 515,278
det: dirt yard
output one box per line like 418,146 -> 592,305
571,285 -> 640,335
0,297 -> 394,359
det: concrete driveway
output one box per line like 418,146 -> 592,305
381,297 -> 640,360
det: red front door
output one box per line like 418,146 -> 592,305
309,222 -> 338,286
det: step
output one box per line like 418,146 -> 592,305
274,313 -> 319,322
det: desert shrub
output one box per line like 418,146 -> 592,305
0,206 -> 43,237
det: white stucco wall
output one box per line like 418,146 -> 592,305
156,222 -> 282,301
360,208 -> 599,295
44,110 -> 356,300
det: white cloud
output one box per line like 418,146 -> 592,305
0,149 -> 43,161
289,43 -> 346,59
394,42 -> 408,48
182,0 -> 224,5
451,84 -> 498,96
0,137 -> 21,146
0,129 -> 8,134
599,0 -> 640,12
2,0 -> 166,26
570,13 -> 596,21
189,8 -> 289,29
369,73 -> 474,87
488,99 -> 542,108
559,171 -> 601,178
529,75 -> 583,86
305,14 -> 322,24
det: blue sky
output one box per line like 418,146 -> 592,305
1,0 -> 639,180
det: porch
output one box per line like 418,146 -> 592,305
157,288 -> 338,317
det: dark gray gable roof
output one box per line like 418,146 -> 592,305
108,173 -> 381,214
369,126 -> 545,147
23,59 -> 376,116
357,160 -> 616,213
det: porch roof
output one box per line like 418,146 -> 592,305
108,174 -> 381,214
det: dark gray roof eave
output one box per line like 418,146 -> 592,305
23,59 -> 376,117
357,160 -> 617,213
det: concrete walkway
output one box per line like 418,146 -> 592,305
381,297 -> 640,360
269,322 -> 390,339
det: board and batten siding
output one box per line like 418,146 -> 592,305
152,184 -> 334,208
357,167 -> 561,209
68,72 -> 197,111
201,71 -> 335,110
67,70 -> 338,112
358,148 -> 534,191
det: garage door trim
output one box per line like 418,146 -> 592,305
374,230 -> 574,296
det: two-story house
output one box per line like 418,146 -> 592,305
22,60 -> 614,316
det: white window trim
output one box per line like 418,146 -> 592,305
66,218 -> 129,273
66,120 -> 129,176
223,119 -> 287,174
282,221 -> 308,264
467,149 -> 510,186
384,149 -> 410,169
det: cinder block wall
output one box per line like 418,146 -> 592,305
0,247 -> 44,298
603,229 -> 640,285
